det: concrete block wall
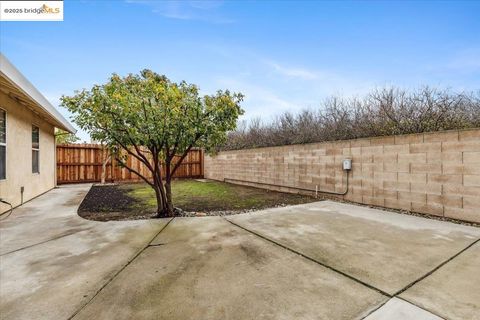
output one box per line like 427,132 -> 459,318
205,129 -> 480,223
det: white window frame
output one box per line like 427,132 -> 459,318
32,124 -> 40,174
0,108 -> 6,180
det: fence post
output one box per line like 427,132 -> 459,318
201,149 -> 204,178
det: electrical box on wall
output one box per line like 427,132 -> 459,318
343,159 -> 352,171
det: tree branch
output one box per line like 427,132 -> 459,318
170,129 -> 203,177
111,136 -> 155,173
171,145 -> 193,177
115,157 -> 154,187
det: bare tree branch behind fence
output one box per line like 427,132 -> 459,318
221,87 -> 480,150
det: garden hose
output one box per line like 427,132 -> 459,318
0,199 -> 13,220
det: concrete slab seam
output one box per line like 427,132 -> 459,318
0,230 -> 90,256
1,185 -> 93,256
358,299 -> 393,320
393,237 -> 480,296
226,217 -> 478,320
396,296 -> 447,320
66,217 -> 175,320
225,218 -> 392,298
148,243 -> 166,247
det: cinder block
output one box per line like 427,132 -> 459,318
384,144 -> 409,154
411,182 -> 442,195
326,148 -> 343,156
374,188 -> 397,200
325,177 -> 336,185
398,173 -> 427,183
442,140 -> 480,152
318,155 -> 335,163
411,202 -> 444,217
349,178 -> 362,188
442,185 -> 480,197
442,164 -> 464,175
463,152 -> 480,163
370,136 -> 395,146
361,145 -> 383,155
325,163 -> 337,171
350,147 -> 362,156
428,174 -> 462,184
464,175 -> 480,187
459,129 -> 480,141
427,194 -> 462,208
362,163 -> 376,172
374,171 -> 397,182
350,138 -> 371,147
445,164 -> 480,175
334,155 -> 346,164
383,180 -> 410,192
411,163 -> 442,174
363,196 -> 385,206
335,141 -> 351,149
373,178 -> 384,189
351,163 -> 361,171
335,184 -> 348,193
374,154 -> 397,163
345,192 -> 363,203
384,162 -> 409,173
362,177 -> 375,187
312,149 -> 327,157
463,196 -> 479,209
314,163 -> 327,171
424,131 -> 458,142
444,207 -> 480,223
394,133 -> 423,145
361,154 -> 374,163
360,188 -> 374,196
427,152 -> 462,164
410,142 -> 441,154
398,191 -> 426,203
356,172 -> 374,180
398,153 -> 427,164
384,198 -> 411,211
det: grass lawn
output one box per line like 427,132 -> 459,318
79,179 -> 316,221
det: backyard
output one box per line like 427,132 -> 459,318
79,180 -> 316,221
1,2 -> 479,320
2,184 -> 479,320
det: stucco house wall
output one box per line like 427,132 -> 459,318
0,53 -> 75,214
0,91 -> 56,212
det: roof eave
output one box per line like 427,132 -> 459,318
0,53 -> 76,134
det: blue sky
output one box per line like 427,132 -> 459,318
1,0 -> 479,141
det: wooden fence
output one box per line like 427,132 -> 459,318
56,144 -> 204,184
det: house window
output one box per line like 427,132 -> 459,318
0,109 -> 5,180
32,125 -> 39,174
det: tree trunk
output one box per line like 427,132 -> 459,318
153,184 -> 168,217
151,151 -> 169,218
164,158 -> 174,217
165,180 -> 174,216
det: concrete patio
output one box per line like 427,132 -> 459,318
1,185 -> 479,320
